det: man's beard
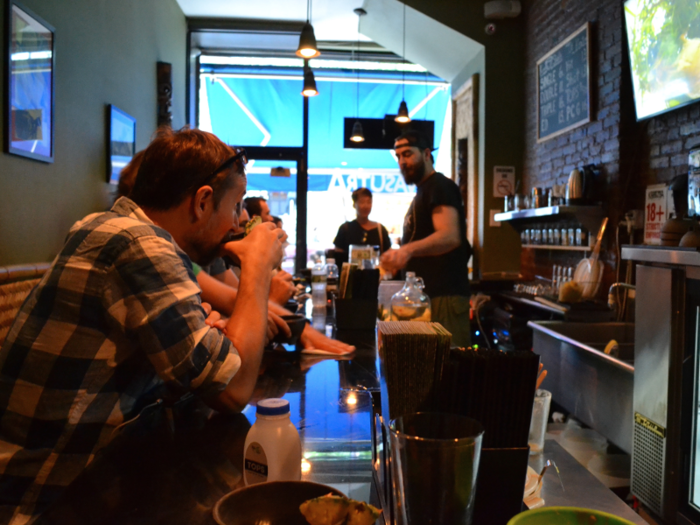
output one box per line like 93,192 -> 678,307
190,232 -> 231,266
401,157 -> 426,185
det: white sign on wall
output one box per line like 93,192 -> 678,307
493,166 -> 515,197
644,184 -> 668,245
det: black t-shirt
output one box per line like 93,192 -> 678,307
333,220 -> 392,266
401,172 -> 471,298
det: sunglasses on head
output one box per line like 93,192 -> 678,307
202,147 -> 248,187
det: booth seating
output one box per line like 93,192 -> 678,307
0,263 -> 50,346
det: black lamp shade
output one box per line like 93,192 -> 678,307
350,120 -> 365,142
296,22 -> 321,59
302,68 -> 319,97
395,100 -> 411,123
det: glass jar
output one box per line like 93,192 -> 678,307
553,227 -> 561,246
390,272 -> 431,322
561,225 -> 569,246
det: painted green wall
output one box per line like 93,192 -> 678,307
406,0 -> 525,277
0,0 -> 186,265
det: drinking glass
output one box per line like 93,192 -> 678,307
389,413 -> 484,525
528,389 -> 552,455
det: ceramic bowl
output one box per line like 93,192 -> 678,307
272,314 -> 306,345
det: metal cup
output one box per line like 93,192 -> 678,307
389,413 -> 484,525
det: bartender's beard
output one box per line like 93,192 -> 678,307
400,157 -> 426,185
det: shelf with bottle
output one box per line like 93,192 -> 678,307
522,244 -> 591,252
494,205 -> 603,236
520,222 -> 593,251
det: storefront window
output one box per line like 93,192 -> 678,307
199,56 -> 451,265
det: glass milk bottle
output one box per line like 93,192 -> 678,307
390,272 -> 431,322
244,398 -> 302,486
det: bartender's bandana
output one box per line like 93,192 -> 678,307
0,197 -> 241,523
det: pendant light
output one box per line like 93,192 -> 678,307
296,0 -> 320,59
350,8 -> 366,143
395,2 -> 411,124
302,60 -> 318,97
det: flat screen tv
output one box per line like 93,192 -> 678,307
624,0 -> 700,120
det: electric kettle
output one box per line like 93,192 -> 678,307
566,168 -> 583,204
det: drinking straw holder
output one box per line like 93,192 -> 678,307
335,299 -> 378,330
473,447 -> 530,525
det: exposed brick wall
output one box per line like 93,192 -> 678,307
519,0 -> 700,291
523,0 -> 627,195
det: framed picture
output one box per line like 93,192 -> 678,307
107,105 -> 136,185
5,0 -> 55,162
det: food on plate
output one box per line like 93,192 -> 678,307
346,500 -> 382,525
299,493 -> 381,525
299,494 -> 350,525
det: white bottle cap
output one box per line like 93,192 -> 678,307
257,398 -> 290,416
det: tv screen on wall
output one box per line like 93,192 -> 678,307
624,0 -> 700,120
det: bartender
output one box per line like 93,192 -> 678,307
380,131 -> 472,347
333,187 -> 391,267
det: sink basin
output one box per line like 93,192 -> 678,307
532,321 -> 635,364
529,321 -> 634,454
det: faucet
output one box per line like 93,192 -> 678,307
608,283 -> 636,313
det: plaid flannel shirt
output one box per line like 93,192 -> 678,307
0,197 -> 241,524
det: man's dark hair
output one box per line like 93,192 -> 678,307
244,196 -> 267,217
351,187 -> 372,204
130,127 -> 242,210
395,130 -> 435,163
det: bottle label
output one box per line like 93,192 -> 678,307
244,441 -> 268,485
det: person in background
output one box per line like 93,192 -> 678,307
333,187 -> 391,267
244,196 -> 273,223
380,130 -> 472,348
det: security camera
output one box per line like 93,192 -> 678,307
485,23 -> 497,35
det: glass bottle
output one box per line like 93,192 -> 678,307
326,258 -> 339,296
311,258 -> 327,307
390,272 -> 431,322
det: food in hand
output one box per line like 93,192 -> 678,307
245,216 -> 263,236
300,494 -> 381,525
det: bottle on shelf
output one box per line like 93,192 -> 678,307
576,224 -> 588,247
390,272 -> 431,322
244,398 -> 302,486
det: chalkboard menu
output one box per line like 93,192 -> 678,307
537,23 -> 591,142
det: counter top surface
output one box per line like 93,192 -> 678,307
35,317 -> 644,525
531,440 -> 647,524
36,328 -> 381,525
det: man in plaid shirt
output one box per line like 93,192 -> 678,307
0,129 -> 289,523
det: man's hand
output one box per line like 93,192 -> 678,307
380,247 -> 411,273
223,223 -> 287,272
299,325 -> 355,355
266,310 -> 291,345
269,270 -> 296,305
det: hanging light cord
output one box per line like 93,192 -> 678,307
307,0 -> 311,23
402,1 -> 406,101
356,15 -> 361,118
